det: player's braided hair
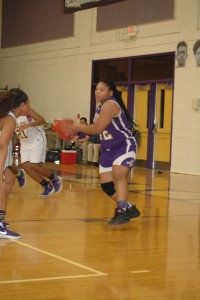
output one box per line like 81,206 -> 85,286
100,79 -> 137,129
0,89 -> 29,119
0,91 -> 15,118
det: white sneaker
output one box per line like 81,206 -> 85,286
0,222 -> 21,239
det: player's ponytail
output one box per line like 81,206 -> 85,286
101,80 -> 137,128
0,91 -> 15,118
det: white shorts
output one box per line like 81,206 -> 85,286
4,141 -> 13,170
20,133 -> 46,164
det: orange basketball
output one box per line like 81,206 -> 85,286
56,119 -> 74,140
52,118 -> 62,131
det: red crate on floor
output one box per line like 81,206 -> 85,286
61,150 -> 77,164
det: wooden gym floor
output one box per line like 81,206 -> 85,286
0,163 -> 200,300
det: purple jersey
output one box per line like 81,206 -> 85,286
94,97 -> 136,151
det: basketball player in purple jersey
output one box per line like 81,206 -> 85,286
71,80 -> 140,225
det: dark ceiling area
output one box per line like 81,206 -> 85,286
64,0 -> 126,13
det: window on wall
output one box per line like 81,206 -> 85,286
93,59 -> 129,83
92,54 -> 175,84
132,54 -> 174,81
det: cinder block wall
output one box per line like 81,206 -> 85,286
0,0 -> 199,175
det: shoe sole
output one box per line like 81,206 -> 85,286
0,234 -> 21,239
0,231 -> 21,239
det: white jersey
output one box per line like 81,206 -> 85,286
15,116 -> 46,164
15,116 -> 45,144
1,111 -> 16,169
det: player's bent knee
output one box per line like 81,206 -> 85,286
101,181 -> 115,196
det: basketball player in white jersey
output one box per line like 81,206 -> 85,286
0,90 -> 30,239
10,89 -> 62,198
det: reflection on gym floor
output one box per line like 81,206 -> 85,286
0,163 -> 199,300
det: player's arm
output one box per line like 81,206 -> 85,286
20,108 -> 46,130
72,101 -> 120,135
27,108 -> 46,126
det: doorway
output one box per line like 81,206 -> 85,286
134,82 -> 173,170
91,52 -> 175,170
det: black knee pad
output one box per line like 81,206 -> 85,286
101,181 -> 115,196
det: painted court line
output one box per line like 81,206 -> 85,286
0,274 -> 104,284
0,240 -> 107,285
130,270 -> 150,274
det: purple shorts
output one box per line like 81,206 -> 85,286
99,139 -> 137,174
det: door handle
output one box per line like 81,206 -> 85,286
152,123 -> 158,133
